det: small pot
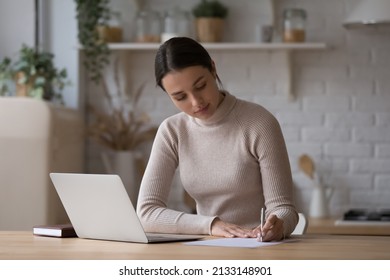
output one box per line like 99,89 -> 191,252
14,72 -> 34,97
195,17 -> 224,42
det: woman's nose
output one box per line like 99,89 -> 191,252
190,93 -> 203,106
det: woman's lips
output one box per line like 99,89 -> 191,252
194,104 -> 209,114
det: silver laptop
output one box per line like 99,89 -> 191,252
49,173 -> 203,243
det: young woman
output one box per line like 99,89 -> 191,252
136,37 -> 298,241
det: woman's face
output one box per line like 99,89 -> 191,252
161,64 -> 223,120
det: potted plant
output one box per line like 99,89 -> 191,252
74,0 -> 112,83
0,44 -> 68,103
192,0 -> 229,42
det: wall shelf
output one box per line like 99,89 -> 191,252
107,42 -> 327,51
105,42 -> 327,101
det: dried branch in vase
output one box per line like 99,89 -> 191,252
88,56 -> 158,151
88,106 -> 157,151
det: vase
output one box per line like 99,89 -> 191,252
14,72 -> 34,97
195,18 -> 224,42
309,183 -> 334,218
101,150 -> 141,207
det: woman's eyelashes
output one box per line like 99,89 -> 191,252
175,94 -> 186,101
194,83 -> 206,91
174,83 -> 207,101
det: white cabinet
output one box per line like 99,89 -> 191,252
0,98 -> 84,230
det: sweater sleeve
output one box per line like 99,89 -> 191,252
248,107 -> 298,237
136,119 -> 216,235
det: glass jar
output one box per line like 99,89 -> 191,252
161,8 -> 191,42
97,11 -> 123,43
283,8 -> 307,43
135,9 -> 161,43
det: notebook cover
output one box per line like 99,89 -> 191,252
33,223 -> 77,238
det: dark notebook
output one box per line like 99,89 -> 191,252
33,223 -> 77,238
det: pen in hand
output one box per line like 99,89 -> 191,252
259,207 -> 265,242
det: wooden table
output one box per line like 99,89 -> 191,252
1,231 -> 390,260
307,218 -> 390,235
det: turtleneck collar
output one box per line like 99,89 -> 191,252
191,91 -> 237,127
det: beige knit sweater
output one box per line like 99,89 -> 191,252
136,92 -> 298,236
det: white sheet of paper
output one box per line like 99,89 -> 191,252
184,238 -> 294,248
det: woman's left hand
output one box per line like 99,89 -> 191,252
211,218 -> 256,238
252,214 -> 284,242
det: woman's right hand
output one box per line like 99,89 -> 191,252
210,218 -> 256,238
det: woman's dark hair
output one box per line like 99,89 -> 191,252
155,37 -> 220,91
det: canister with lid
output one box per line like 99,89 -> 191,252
135,9 -> 161,43
161,8 -> 191,42
283,8 -> 307,43
97,11 -> 123,43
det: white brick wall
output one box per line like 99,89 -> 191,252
85,0 -> 390,216
273,0 -> 390,216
